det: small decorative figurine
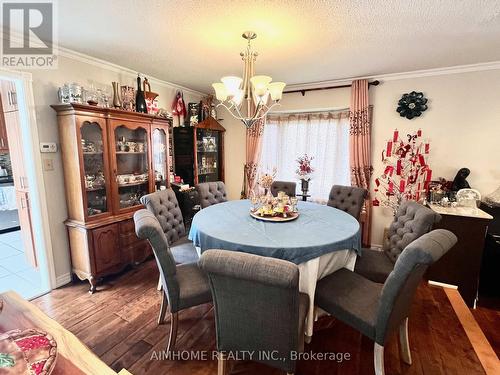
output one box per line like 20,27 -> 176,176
451,168 -> 471,192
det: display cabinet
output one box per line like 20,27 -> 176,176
52,103 -> 172,292
174,117 -> 225,186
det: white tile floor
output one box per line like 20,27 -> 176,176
0,230 -> 46,299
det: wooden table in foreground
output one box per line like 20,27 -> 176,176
0,291 -> 132,375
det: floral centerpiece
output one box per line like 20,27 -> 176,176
251,191 -> 298,219
296,154 -> 314,197
257,168 -> 277,195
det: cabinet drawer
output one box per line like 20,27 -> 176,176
120,231 -> 142,247
119,218 -> 136,234
125,240 -> 151,264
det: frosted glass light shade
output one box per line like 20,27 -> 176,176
268,82 -> 286,100
250,75 -> 272,96
232,89 -> 244,105
221,76 -> 242,97
212,83 -> 228,101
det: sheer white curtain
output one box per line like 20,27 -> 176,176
260,111 -> 350,202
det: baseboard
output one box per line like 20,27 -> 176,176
55,272 -> 72,288
428,280 -> 458,289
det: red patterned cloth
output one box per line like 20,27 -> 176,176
0,329 -> 57,374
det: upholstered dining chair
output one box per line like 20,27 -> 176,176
199,250 -> 309,375
315,229 -> 457,375
140,189 -> 199,265
195,181 -> 228,209
354,201 -> 441,283
134,209 -> 212,353
327,185 -> 368,220
271,180 -> 297,197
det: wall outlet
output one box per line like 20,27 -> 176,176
40,142 -> 57,153
43,158 -> 54,171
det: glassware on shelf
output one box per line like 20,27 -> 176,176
114,124 -> 150,209
81,121 -> 108,216
58,83 -> 70,103
69,83 -> 83,103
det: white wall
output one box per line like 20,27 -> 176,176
29,53 -> 203,284
222,68 -> 500,246
221,116 -> 246,200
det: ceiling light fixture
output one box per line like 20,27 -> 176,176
212,31 -> 286,128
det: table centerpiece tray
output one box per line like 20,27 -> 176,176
250,210 -> 299,222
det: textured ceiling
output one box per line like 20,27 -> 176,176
55,0 -> 500,92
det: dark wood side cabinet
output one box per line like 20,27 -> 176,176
173,117 -> 225,186
52,104 -> 172,293
426,204 -> 493,307
171,183 -> 199,229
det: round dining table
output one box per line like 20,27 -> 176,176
188,199 -> 361,338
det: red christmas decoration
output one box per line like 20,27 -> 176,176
373,129 -> 432,214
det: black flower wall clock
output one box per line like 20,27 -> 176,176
396,91 -> 428,119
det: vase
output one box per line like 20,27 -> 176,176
112,82 -> 122,109
300,178 -> 310,201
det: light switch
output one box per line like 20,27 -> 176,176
43,158 -> 54,171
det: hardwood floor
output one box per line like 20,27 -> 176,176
473,296 -> 500,359
33,260 -> 491,374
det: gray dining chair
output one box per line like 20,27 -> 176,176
199,250 -> 309,375
271,180 -> 297,197
315,229 -> 457,375
195,181 -> 228,208
354,201 -> 441,283
140,189 -> 199,265
134,209 -> 212,353
327,185 -> 368,220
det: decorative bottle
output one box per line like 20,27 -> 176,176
135,75 -> 147,113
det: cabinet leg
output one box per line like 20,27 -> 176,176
89,276 -> 97,294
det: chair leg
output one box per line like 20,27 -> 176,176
399,317 -> 412,365
166,311 -> 178,353
218,352 -> 228,375
374,343 -> 385,375
157,275 -> 162,291
158,292 -> 168,325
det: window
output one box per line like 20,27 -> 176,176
260,111 -> 350,202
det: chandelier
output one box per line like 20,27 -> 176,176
212,31 -> 286,128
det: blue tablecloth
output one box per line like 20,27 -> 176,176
188,200 -> 361,264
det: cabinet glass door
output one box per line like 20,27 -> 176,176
114,124 -> 150,209
80,121 -> 109,217
196,129 -> 220,183
152,127 -> 168,190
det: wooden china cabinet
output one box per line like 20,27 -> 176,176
174,117 -> 225,186
52,103 -> 172,293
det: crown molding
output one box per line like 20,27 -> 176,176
3,29 -> 206,96
57,46 -> 206,97
285,61 -> 500,91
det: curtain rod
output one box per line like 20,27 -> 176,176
283,80 -> 380,96
269,107 -> 349,115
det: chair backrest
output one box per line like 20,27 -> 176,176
198,250 -> 301,374
271,181 -> 297,197
327,185 -> 368,220
375,229 -> 457,344
140,188 -> 186,244
133,209 -> 182,312
384,201 -> 442,262
196,181 -> 228,208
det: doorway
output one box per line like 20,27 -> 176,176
0,74 -> 51,299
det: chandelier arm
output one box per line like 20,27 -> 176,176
216,102 -> 245,122
253,102 -> 281,121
